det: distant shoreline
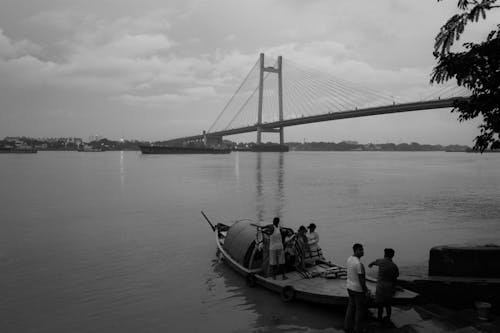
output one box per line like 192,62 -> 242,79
2,136 -> 489,153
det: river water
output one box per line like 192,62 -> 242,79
1,151 -> 499,332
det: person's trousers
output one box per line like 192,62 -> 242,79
344,289 -> 365,332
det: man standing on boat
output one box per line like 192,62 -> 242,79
344,243 -> 369,333
262,217 -> 288,280
368,248 -> 399,323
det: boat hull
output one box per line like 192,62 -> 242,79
140,145 -> 230,154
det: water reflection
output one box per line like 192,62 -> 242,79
275,152 -> 285,218
234,151 -> 240,182
256,153 -> 265,222
120,150 -> 125,194
255,153 -> 286,223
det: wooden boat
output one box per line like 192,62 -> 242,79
203,212 -> 418,306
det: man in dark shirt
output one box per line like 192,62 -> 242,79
368,248 -> 399,322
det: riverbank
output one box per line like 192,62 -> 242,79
365,303 -> 500,332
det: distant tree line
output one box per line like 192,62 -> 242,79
286,141 -> 471,152
229,140 -> 472,152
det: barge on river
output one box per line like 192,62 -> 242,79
140,145 -> 230,154
206,214 -> 418,306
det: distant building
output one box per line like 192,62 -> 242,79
88,135 -> 101,142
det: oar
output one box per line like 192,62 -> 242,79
201,211 -> 215,231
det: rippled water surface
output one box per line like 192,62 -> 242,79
1,151 -> 499,332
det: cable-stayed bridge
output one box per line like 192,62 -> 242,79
167,53 -> 469,146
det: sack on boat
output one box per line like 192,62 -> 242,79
321,266 -> 347,279
322,267 -> 342,279
323,271 -> 338,279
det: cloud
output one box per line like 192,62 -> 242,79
182,86 -> 216,98
1,4 -> 259,105
92,33 -> 173,57
265,41 -> 354,67
27,9 -> 88,32
0,4 -> 463,122
0,29 -> 42,60
29,8 -> 173,35
3,5 -> 433,104
114,84 -> 217,107
114,86 -> 217,106
113,93 -> 185,106
0,18 -> 444,114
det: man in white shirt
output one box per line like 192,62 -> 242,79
344,243 -> 368,333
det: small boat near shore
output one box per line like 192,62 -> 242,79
140,145 -> 230,154
203,212 -> 418,306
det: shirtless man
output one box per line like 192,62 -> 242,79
369,248 -> 399,322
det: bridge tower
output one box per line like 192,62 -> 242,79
256,53 -> 284,145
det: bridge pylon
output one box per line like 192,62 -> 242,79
257,53 -> 284,145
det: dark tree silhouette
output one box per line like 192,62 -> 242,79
431,0 -> 500,152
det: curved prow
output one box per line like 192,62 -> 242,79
201,211 -> 215,231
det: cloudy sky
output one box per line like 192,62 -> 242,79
0,0 -> 498,144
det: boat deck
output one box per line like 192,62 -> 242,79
256,263 -> 417,302
258,264 -> 356,295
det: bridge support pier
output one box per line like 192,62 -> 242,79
257,53 -> 284,146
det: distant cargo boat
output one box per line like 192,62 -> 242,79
250,144 -> 289,152
139,145 -> 231,154
0,147 -> 37,154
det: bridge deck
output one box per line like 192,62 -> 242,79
168,97 -> 466,143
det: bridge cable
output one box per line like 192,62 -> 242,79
289,62 -> 380,108
223,71 -> 273,130
285,63 -> 364,114
207,58 -> 259,133
286,59 -> 400,103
